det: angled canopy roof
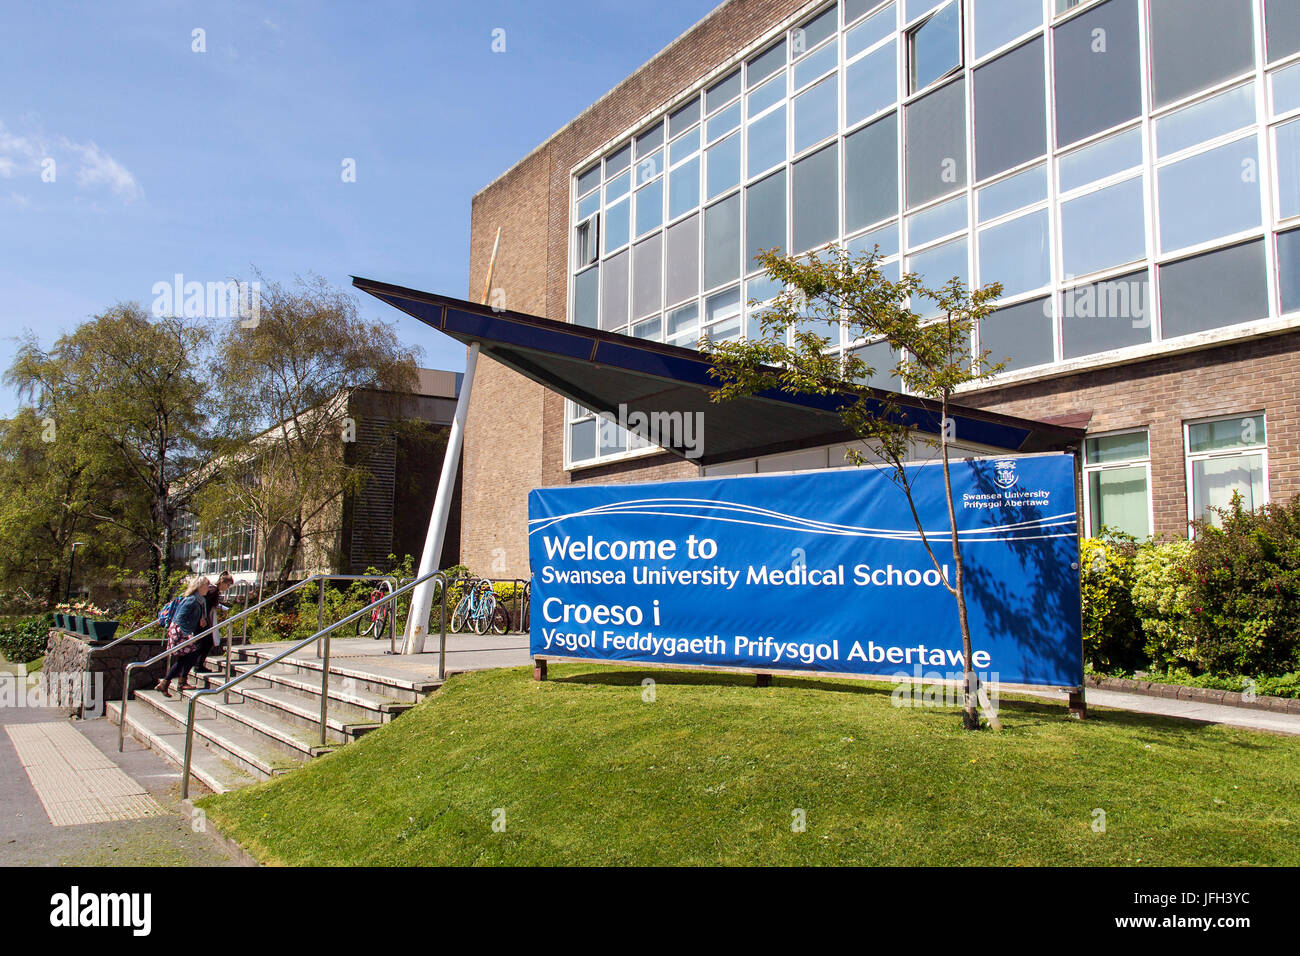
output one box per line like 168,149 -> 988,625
353,277 -> 1085,467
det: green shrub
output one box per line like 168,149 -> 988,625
1131,539 -> 1196,671
0,613 -> 54,664
1186,494 -> 1300,676
1139,667 -> 1300,700
1079,535 -> 1143,673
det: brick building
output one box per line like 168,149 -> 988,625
395,0 -> 1300,577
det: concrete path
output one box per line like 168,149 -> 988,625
0,704 -> 241,866
1025,686 -> 1300,735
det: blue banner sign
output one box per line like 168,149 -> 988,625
528,453 -> 1083,687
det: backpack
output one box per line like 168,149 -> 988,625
158,596 -> 181,628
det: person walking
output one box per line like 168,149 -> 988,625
195,570 -> 234,673
155,576 -> 212,698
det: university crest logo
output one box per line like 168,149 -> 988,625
993,458 -> 1019,490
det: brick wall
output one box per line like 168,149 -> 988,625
465,0 -> 1300,571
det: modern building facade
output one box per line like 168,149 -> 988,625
173,368 -> 464,585
459,0 -> 1300,578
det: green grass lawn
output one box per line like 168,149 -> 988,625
200,664 -> 1300,866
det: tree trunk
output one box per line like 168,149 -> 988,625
939,390 -> 980,730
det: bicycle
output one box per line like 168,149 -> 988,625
355,582 -> 393,638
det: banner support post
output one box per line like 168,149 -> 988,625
1069,442 -> 1088,720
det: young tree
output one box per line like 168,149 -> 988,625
705,246 -> 1005,730
205,273 -> 419,585
5,305 -> 213,602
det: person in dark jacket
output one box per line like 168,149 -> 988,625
155,577 -> 212,697
195,570 -> 234,673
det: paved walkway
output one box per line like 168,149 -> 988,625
1024,686 -> 1300,735
0,702 -> 241,866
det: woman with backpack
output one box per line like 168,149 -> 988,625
155,576 -> 213,698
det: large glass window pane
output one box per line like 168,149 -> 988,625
980,296 -> 1053,372
793,143 -> 840,253
1268,0 -> 1300,62
794,74 -> 839,153
909,235 -> 967,316
669,99 -> 700,138
666,214 -> 700,307
1150,0 -> 1255,108
1053,0 -> 1141,147
1087,432 -> 1150,464
909,1 -> 960,93
1192,455 -> 1266,525
577,190 -> 600,221
746,169 -> 787,272
707,70 -> 741,113
1277,118 -> 1300,219
845,113 -> 899,231
669,156 -> 700,220
703,193 -> 742,290
601,251 -> 629,330
1275,62 -> 1300,116
570,418 -> 597,462
748,106 -> 787,177
1061,176 -> 1145,277
848,221 -> 901,259
1279,227 -> 1300,313
707,101 -> 742,142
573,265 -> 599,328
706,132 -> 742,199
704,285 -> 743,343
978,208 -> 1050,297
847,43 -> 897,125
632,234 -> 662,319
974,37 -> 1046,181
632,315 -> 662,340
905,77 -> 966,207
793,5 -> 838,56
1188,414 -> 1265,453
747,72 -> 786,117
973,0 -> 1043,59
908,195 -> 967,247
748,39 -> 787,86
606,144 -> 631,177
1061,270 -> 1150,358
666,302 -> 700,347
635,178 -> 664,237
670,127 -> 700,166
605,170 -> 631,203
847,3 -> 896,57
604,198 -> 630,253
1058,127 -> 1142,192
576,164 -> 601,197
795,41 -> 838,89
978,163 -> 1047,222
636,123 -> 663,159
1088,467 -> 1150,538
1157,83 -> 1256,158
1158,137 -> 1260,252
1158,239 -> 1268,338
848,340 -> 901,391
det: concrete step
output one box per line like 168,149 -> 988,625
199,660 -> 414,727
106,699 -> 262,795
241,647 -> 440,704
194,672 -> 384,743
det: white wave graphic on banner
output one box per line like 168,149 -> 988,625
529,497 -> 1076,542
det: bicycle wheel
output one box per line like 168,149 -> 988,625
451,596 -> 471,633
491,604 -> 509,635
472,593 -> 494,635
374,606 -> 390,639
521,584 -> 530,632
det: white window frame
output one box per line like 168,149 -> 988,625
1081,427 -> 1153,539
1183,411 -> 1270,535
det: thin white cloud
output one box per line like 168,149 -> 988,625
0,118 -> 141,202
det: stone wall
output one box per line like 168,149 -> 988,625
41,630 -> 167,718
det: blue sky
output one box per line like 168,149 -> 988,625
0,0 -> 721,415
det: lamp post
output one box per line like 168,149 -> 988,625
65,542 -> 84,603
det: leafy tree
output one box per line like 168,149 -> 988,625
705,246 -> 1005,730
203,273 -> 419,584
5,305 -> 213,602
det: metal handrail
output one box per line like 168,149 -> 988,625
87,618 -> 159,656
180,569 -> 448,798
119,573 -> 334,752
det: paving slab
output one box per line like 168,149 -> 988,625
1024,686 -> 1300,735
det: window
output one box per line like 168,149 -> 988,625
575,164 -> 601,197
706,70 -> 741,113
601,250 -> 629,330
978,207 -> 1050,298
1158,239 -> 1268,339
1058,127 -> 1141,192
972,0 -> 1042,59
1084,431 -> 1152,539
793,143 -> 839,253
1157,137 -> 1260,253
1156,83 -> 1255,158
978,164 -> 1047,221
704,285 -> 743,342
706,132 -> 742,199
574,214 -> 598,267
665,214 -> 700,306
973,37 -> 1046,182
1149,0 -> 1255,109
1185,414 -> 1268,530
1060,269 -> 1150,358
908,1 -> 960,93
669,99 -> 700,137
908,194 -> 966,247
793,5 -> 838,55
980,296 -> 1053,372
794,74 -> 839,153
847,340 -> 901,391
632,234 -> 662,319
1267,0 -> 1300,62
905,77 -> 966,207
847,3 -> 895,58
635,177 -> 664,236
1061,175 -> 1145,277
846,42 -> 897,126
669,156 -> 701,220
703,193 -> 741,289
1052,0 -> 1141,147
573,266 -> 599,328
604,198 -> 630,254
748,39 -> 787,85
845,112 -> 898,231
746,169 -> 787,271
1277,118 -> 1300,220
1279,227 -> 1300,313
908,235 -> 967,319
747,105 -> 787,176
